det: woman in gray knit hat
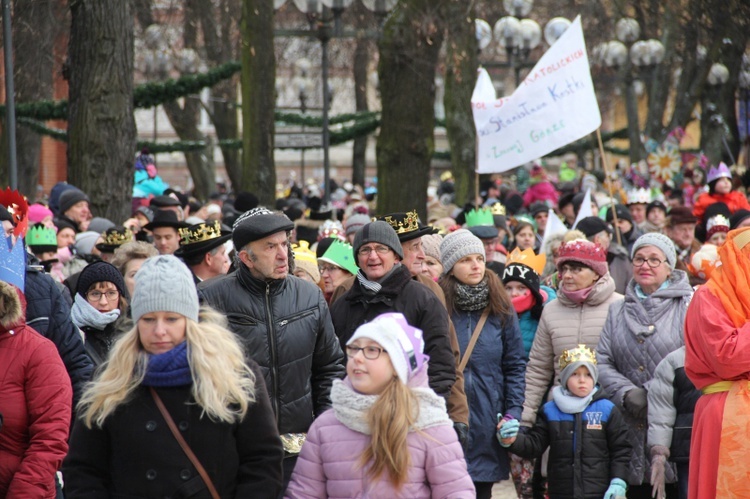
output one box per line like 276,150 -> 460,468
439,229 -> 526,498
63,255 -> 284,498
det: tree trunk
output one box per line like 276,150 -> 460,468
443,0 -> 477,207
240,0 -> 276,206
376,1 -> 444,220
68,0 -> 135,224
0,1 -> 59,198
351,38 -> 369,188
643,6 -> 677,142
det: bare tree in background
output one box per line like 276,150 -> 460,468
68,0 -> 136,224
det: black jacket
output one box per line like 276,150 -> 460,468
80,315 -> 131,368
329,265 -> 456,400
198,264 -> 345,435
510,389 -> 631,499
63,361 -> 284,498
25,255 -> 93,406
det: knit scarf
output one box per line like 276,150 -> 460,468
141,341 -> 193,387
559,284 -> 594,305
552,385 -> 598,415
71,293 -> 121,331
355,264 -> 401,296
454,278 -> 490,311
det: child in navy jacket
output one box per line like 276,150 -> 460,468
498,345 -> 631,499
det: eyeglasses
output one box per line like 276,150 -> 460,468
346,345 -> 386,360
559,263 -> 587,275
87,290 -> 119,302
319,264 -> 342,274
357,245 -> 391,257
632,256 -> 665,268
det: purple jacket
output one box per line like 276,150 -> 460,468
286,368 -> 475,498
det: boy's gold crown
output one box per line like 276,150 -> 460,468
559,344 -> 597,370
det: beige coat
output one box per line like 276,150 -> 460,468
521,272 -> 623,426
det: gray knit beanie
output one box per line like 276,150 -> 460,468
440,229 -> 485,275
421,233 -> 443,261
130,255 -> 199,323
630,232 -> 677,269
352,221 -> 403,260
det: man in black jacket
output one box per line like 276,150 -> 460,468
199,207 -> 345,490
329,220 -> 456,401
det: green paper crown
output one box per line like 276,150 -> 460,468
465,208 -> 495,228
320,239 -> 359,275
26,224 -> 57,247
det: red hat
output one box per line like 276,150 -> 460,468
556,239 -> 608,277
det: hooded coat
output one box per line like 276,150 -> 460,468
0,281 -> 72,498
597,270 -> 693,485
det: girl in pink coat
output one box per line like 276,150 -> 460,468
286,313 -> 474,498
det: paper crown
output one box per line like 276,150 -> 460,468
319,239 -> 359,275
506,247 -> 546,275
706,214 -> 730,237
707,162 -> 732,184
0,188 -> 29,237
440,171 -> 454,182
383,210 -> 420,234
559,344 -> 597,370
101,227 -> 134,247
179,220 -> 222,245
514,213 -> 538,231
465,208 -> 495,227
318,220 -> 346,241
26,224 -> 57,247
292,240 -> 317,266
489,202 -> 506,216
0,236 -> 26,291
626,188 -> 651,205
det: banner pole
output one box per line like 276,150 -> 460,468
596,129 -> 622,247
475,171 -> 480,207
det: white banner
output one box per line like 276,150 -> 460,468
472,16 -> 601,173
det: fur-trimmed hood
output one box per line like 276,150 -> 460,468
0,280 -> 25,331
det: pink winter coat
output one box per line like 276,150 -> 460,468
286,368 -> 474,498
523,181 -> 559,207
0,282 -> 72,498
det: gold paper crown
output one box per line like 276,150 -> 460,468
506,247 -> 547,276
383,210 -> 420,234
489,202 -> 506,216
559,344 -> 597,370
440,171 -> 454,182
179,220 -> 223,245
102,227 -> 134,247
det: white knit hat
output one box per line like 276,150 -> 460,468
131,255 -> 199,323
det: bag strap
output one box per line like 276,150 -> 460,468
458,307 -> 490,372
149,387 -> 220,499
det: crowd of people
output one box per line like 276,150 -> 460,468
1,151 -> 750,499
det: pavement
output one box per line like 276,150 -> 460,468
492,480 -> 519,498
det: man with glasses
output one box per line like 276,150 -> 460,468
199,207 -> 345,491
329,220 -> 457,405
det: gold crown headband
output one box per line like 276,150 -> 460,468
383,210 -> 420,234
179,220 -> 223,245
559,344 -> 597,370
102,228 -> 134,246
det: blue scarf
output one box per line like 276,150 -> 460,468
142,341 -> 192,387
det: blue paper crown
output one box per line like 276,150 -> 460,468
0,236 -> 26,291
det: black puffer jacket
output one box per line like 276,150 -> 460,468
329,264 -> 456,400
199,264 -> 345,435
510,389 -> 631,499
25,255 -> 93,406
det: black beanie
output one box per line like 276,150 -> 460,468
502,263 -> 542,304
234,191 -> 259,213
76,261 -> 127,299
59,188 -> 90,215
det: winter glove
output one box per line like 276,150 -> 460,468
453,423 -> 469,452
496,418 -> 520,447
650,445 -> 670,499
624,387 -> 648,419
603,478 -> 627,499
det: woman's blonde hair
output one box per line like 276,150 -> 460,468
78,306 -> 256,428
359,376 -> 418,489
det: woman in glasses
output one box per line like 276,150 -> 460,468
317,239 -> 358,304
519,237 -> 622,495
71,261 -> 131,367
286,313 -> 474,498
597,233 -> 692,498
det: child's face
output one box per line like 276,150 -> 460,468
715,177 -> 732,195
566,365 -> 594,398
708,232 -> 727,246
346,338 -> 396,395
